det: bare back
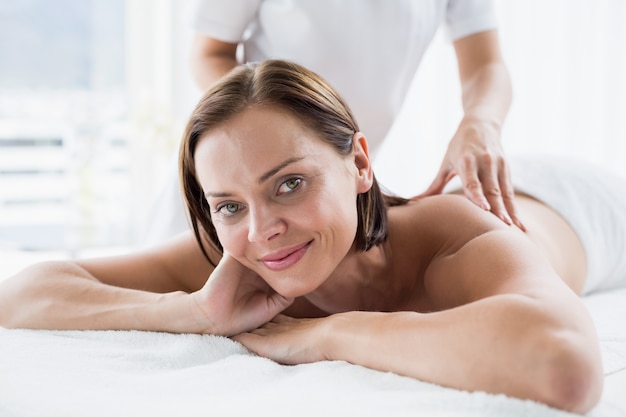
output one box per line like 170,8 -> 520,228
388,193 -> 586,311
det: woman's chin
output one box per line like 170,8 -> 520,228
269,276 -> 325,300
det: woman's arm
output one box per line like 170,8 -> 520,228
0,233 -> 211,332
235,229 -> 603,413
0,233 -> 292,334
0,260 -> 195,332
327,293 -> 602,413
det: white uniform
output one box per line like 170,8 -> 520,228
189,0 -> 498,150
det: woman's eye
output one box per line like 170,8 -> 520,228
278,178 -> 302,194
217,203 -> 241,216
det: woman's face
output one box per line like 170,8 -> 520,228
194,106 -> 372,298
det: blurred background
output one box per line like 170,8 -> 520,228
378,0 -> 626,196
0,0 -> 197,256
0,1 -> 624,266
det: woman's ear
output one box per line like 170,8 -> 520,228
352,132 -> 374,193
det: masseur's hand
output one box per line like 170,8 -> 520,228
417,119 -> 525,231
234,314 -> 332,364
191,254 -> 294,336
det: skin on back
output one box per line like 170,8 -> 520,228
284,191 -> 587,317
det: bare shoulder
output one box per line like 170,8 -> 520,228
388,194 -> 506,254
388,195 -> 568,310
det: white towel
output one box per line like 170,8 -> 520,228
508,155 -> 626,295
583,288 -> 626,375
1,289 -> 625,417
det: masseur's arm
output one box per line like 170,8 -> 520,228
420,30 -> 521,229
190,35 -> 238,91
235,223 -> 602,413
0,233 -> 291,334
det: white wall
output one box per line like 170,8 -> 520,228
375,0 -> 626,197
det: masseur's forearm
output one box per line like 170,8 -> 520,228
327,294 -> 601,414
190,34 -> 239,91
458,60 -> 511,133
0,261 -> 195,332
191,55 -> 238,91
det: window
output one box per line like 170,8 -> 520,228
0,0 -> 131,251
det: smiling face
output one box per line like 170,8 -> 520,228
194,106 -> 373,297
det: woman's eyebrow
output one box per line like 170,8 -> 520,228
204,156 -> 305,199
258,156 -> 304,185
205,191 -> 231,199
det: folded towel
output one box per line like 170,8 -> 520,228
1,289 -> 625,417
0,329 -> 580,417
508,155 -> 626,295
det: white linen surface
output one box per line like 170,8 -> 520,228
583,288 -> 626,376
0,288 -> 625,417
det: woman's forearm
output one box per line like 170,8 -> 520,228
326,294 -> 602,413
0,261 -> 200,333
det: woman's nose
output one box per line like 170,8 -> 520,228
247,205 -> 286,243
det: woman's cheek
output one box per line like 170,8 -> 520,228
214,222 -> 248,257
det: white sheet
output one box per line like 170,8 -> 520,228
583,289 -> 626,376
1,288 -> 625,417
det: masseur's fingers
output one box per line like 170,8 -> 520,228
459,155 -> 526,231
496,162 -> 525,231
416,155 -> 525,231
457,154 -> 493,212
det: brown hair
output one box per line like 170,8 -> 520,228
179,60 -> 407,265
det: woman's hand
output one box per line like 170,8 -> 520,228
190,254 -> 294,336
233,314 -> 333,365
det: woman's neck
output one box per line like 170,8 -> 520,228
303,243 -> 400,313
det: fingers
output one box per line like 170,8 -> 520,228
247,314 -> 294,333
457,155 -> 491,212
498,163 -> 526,231
237,291 -> 292,334
267,294 -> 295,317
420,153 -> 525,231
458,154 -> 525,230
232,315 -> 327,364
231,315 -> 290,346
270,313 -> 293,323
236,315 -> 295,337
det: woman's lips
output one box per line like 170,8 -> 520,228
260,241 -> 312,271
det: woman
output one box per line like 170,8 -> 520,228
1,60 -> 624,413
